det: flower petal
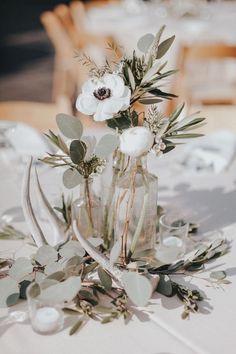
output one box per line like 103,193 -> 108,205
76,94 -> 98,115
103,74 -> 125,97
81,79 -> 97,94
94,102 -> 114,121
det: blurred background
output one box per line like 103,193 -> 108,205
0,0 -> 236,132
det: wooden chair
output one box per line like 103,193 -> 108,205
0,99 -> 72,132
40,11 -> 77,107
168,44 -> 236,115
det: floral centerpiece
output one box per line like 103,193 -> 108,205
0,27 -> 230,334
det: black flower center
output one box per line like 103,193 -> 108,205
93,87 -> 111,100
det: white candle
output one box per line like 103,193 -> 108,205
163,236 -> 183,248
157,236 -> 184,263
33,307 -> 63,333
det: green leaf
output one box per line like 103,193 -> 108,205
0,277 -> 19,307
156,275 -> 173,297
19,280 -> 31,299
70,140 -> 87,164
98,268 -> 112,290
46,271 -> 65,282
9,257 -> 33,281
40,279 -> 59,290
127,67 -> 136,91
27,282 -> 40,298
137,33 -> 155,53
35,245 -> 58,266
156,35 -> 175,59
63,168 -> 83,189
45,261 -> 64,276
169,103 -> 185,123
148,88 -> 177,100
95,134 -> 119,158
210,271 -> 226,280
65,256 -> 81,269
6,293 -> 20,307
56,114 -> 83,139
122,272 -> 152,306
169,133 -> 204,139
39,276 -> 81,303
69,319 -> 84,335
139,97 -> 162,105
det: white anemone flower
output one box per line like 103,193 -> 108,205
76,74 -> 131,121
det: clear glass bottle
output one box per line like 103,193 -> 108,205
73,178 -> 102,239
113,155 -> 158,263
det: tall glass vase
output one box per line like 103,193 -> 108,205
73,178 -> 102,239
113,155 -> 158,264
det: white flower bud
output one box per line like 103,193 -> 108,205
119,127 -> 154,157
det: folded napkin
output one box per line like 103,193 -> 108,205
179,130 -> 236,174
6,122 -> 54,158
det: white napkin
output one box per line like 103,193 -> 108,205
6,122 -> 54,158
179,130 -> 236,174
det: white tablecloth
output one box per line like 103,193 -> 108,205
1,128 -> 236,353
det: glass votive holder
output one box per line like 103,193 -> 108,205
157,214 -> 189,263
26,283 -> 64,335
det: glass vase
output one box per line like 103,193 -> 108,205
113,155 -> 158,263
73,178 -> 102,239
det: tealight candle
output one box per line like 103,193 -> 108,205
163,236 -> 183,248
32,307 -> 64,334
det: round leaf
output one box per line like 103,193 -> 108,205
210,271 -> 226,281
137,33 -> 155,53
0,277 -> 19,308
56,114 -> 83,139
39,276 -> 81,303
95,134 -> 119,158
63,168 -> 83,189
9,257 -> 33,281
156,275 -> 173,296
35,245 -> 58,266
70,140 -> 87,164
59,241 -> 85,259
122,272 -> 152,307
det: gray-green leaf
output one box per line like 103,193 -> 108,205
95,134 -> 119,158
35,245 -> 58,266
210,271 -> 226,281
56,114 -> 83,139
0,277 -> 19,308
70,140 -> 87,164
39,276 -> 81,303
137,33 -> 155,53
122,272 -> 152,306
63,168 -> 83,189
59,241 -> 85,259
9,257 -> 33,281
156,275 -> 173,296
156,35 -> 175,59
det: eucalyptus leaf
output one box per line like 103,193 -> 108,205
122,272 -> 152,307
27,282 -> 40,298
65,256 -> 81,269
156,35 -> 175,59
59,241 -> 85,259
6,293 -> 20,307
0,277 -> 19,307
137,33 -> 155,53
156,275 -> 173,296
210,271 -> 226,280
46,271 -> 65,282
39,276 -> 81,303
63,168 -> 83,189
95,134 -> 119,158
56,114 -> 83,139
35,245 -> 58,266
98,268 -> 112,290
9,257 -> 33,281
45,261 -> 64,276
19,280 -> 31,299
70,140 -> 87,164
40,279 -> 59,290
